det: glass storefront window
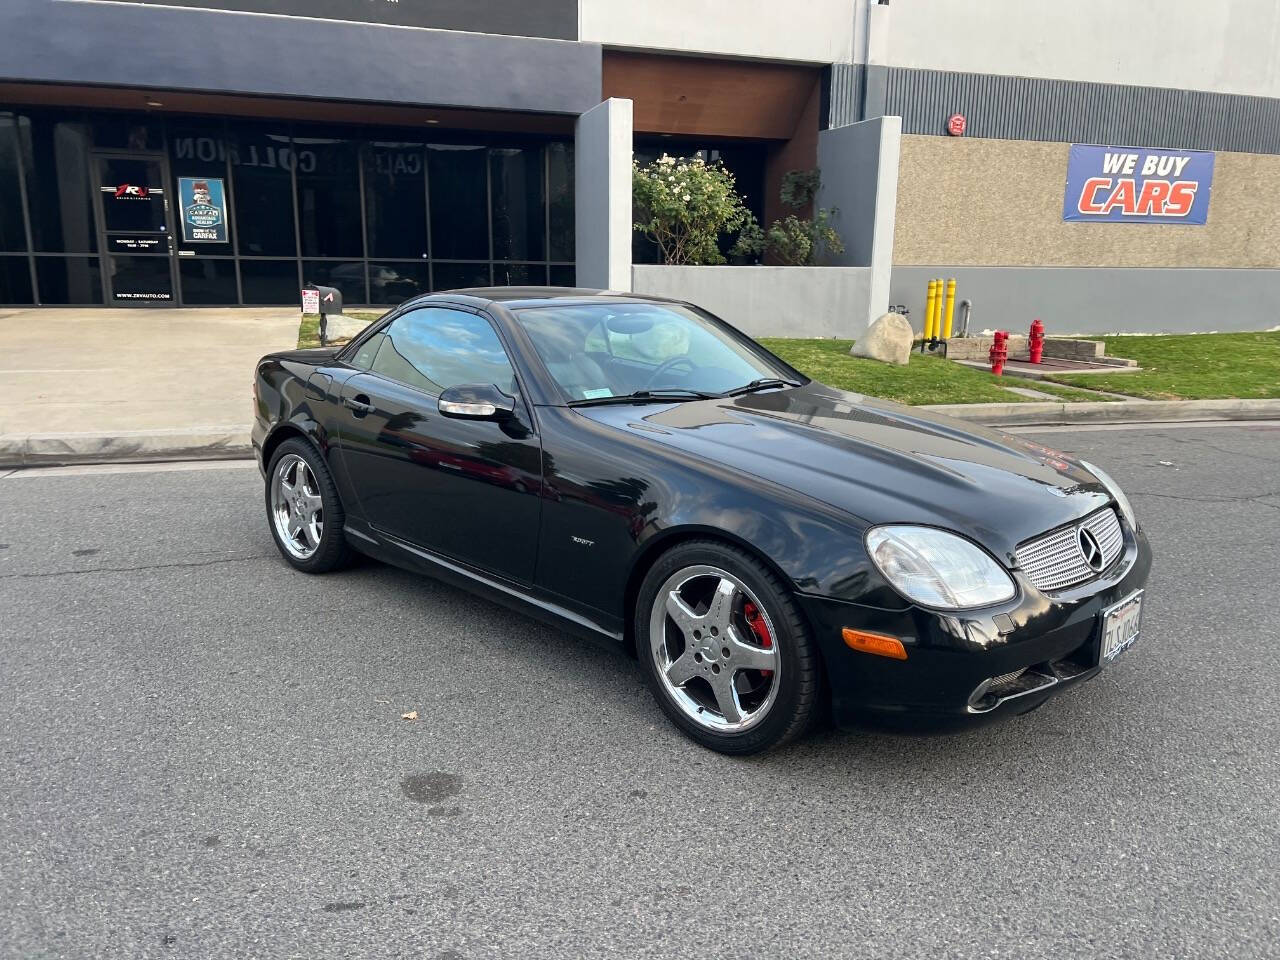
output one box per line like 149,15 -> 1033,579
4,106 -> 577,305
492,262 -> 545,286
96,158 -> 168,233
0,255 -> 34,304
92,116 -> 162,151
549,264 -> 577,287
363,142 -> 427,259
490,147 -> 544,262
296,137 -> 362,258
231,127 -> 296,257
36,256 -> 103,304
106,255 -> 173,303
0,115 -> 27,252
239,259 -> 298,304
368,261 -> 430,304
21,115 -> 97,254
428,145 -> 488,261
547,142 -> 574,263
432,262 -> 491,292
179,257 -> 238,305
302,260 -> 366,304
169,122 -> 235,256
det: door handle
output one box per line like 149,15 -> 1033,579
343,394 -> 375,416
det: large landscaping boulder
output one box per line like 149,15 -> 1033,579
850,312 -> 913,366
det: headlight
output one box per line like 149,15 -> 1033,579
1080,460 -> 1138,531
865,526 -> 1016,610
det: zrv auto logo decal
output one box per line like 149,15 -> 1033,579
114,183 -> 150,199
1063,145 -> 1214,224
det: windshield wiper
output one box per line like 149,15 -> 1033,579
567,388 -> 719,407
722,378 -> 799,397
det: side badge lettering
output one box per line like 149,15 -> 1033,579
571,536 -> 595,547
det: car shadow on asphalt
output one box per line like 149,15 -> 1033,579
315,553 -> 1124,788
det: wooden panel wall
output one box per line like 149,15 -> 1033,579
603,51 -> 820,141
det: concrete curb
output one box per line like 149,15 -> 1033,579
0,426 -> 251,468
921,397 -> 1280,427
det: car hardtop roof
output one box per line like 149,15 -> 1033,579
405,287 -> 689,311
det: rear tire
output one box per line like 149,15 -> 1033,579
265,437 -> 351,574
636,540 -> 821,754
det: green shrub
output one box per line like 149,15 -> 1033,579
632,155 -> 758,265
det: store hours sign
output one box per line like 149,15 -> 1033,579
178,177 -> 228,242
1063,145 -> 1214,224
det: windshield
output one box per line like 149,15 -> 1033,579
514,302 -> 799,403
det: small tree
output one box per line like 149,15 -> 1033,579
753,170 -> 844,266
632,155 -> 757,265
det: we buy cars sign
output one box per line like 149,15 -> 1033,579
1063,144 -> 1214,224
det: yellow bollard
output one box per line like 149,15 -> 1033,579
942,278 -> 957,340
923,279 -> 937,340
935,277 -> 944,338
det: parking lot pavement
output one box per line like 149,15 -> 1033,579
2,423 -> 1278,960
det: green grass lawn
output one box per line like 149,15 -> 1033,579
759,338 -> 1106,406
296,310 -> 385,349
1044,331 -> 1280,400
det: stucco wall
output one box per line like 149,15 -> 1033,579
632,266 -> 874,339
889,266 -> 1280,336
893,135 -> 1280,269
579,0 -> 855,64
882,0 -> 1280,99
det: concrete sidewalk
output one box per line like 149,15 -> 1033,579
0,307 -> 300,465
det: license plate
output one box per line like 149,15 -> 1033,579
1100,590 -> 1143,663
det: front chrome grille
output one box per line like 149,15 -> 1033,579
1015,507 -> 1124,593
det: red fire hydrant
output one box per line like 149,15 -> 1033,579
990,330 -> 1009,376
1029,318 -> 1045,364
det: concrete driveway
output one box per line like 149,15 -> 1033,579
0,307 -> 303,464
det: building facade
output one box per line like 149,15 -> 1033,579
836,0 -> 1280,333
1,0 -> 1278,333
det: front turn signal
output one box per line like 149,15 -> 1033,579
842,628 -> 908,660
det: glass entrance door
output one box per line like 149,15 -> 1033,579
94,155 -> 176,304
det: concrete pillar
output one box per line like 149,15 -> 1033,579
817,114 -> 902,330
575,97 -> 633,291
860,0 -> 892,119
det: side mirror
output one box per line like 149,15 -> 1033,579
438,383 -> 516,421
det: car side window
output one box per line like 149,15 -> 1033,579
369,307 -> 517,396
349,331 -> 385,370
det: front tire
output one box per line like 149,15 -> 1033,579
636,540 -> 821,754
265,437 -> 351,574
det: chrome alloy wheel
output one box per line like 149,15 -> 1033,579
270,453 -> 324,560
648,564 -> 781,733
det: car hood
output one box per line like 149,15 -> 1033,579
578,382 -> 1112,562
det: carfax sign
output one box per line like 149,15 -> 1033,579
178,176 -> 228,242
1063,145 -> 1214,224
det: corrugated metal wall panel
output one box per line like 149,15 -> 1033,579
828,66 -> 1280,155
825,62 -> 864,129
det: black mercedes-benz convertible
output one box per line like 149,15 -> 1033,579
253,289 -> 1151,754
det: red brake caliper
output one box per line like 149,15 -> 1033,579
741,601 -> 773,677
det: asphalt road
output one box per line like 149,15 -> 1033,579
2,423 -> 1278,960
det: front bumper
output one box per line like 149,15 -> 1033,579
797,526 -> 1153,732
